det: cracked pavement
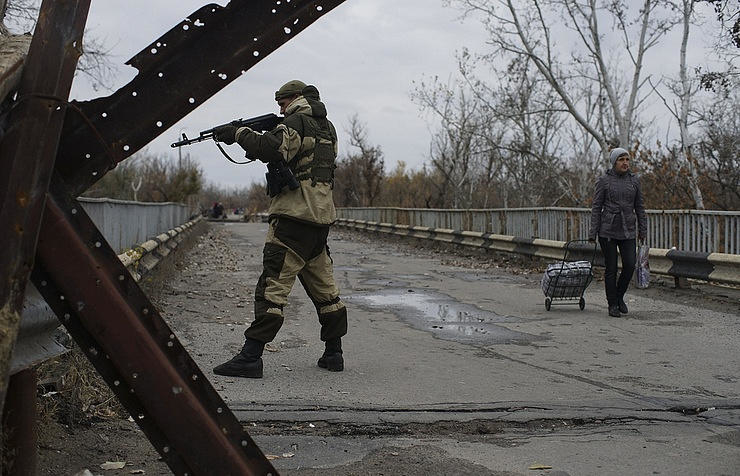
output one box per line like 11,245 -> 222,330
156,222 -> 740,475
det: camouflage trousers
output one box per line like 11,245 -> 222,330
244,217 -> 347,344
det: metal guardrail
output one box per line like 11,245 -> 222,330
338,207 -> 740,254
79,197 -> 190,253
335,219 -> 740,286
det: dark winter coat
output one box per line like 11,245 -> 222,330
589,169 -> 647,240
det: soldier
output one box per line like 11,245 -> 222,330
211,80 -> 347,378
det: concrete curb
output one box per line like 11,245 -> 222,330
335,218 -> 740,285
118,216 -> 203,282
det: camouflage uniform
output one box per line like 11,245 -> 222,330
233,83 -> 347,346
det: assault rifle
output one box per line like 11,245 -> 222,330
171,113 -> 299,197
170,113 -> 282,149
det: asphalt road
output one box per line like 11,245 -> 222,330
157,222 -> 740,476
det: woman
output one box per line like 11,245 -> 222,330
589,148 -> 647,317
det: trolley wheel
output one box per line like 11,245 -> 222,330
579,297 -> 585,310
545,298 -> 552,311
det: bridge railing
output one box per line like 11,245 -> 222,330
337,207 -> 740,255
79,197 -> 191,253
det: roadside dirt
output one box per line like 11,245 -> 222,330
32,223 -> 739,475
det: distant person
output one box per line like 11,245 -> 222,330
212,202 -> 224,219
211,80 -> 347,378
589,148 -> 647,317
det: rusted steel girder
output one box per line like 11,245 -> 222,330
0,0 -> 90,415
56,0 -> 347,196
33,185 -> 276,475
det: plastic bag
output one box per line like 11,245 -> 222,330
636,243 -> 650,288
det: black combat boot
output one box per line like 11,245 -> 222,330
317,338 -> 343,372
213,338 -> 264,378
608,305 -> 621,317
618,298 -> 628,314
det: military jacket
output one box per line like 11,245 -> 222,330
235,87 -> 338,226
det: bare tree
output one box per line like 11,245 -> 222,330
651,0 -> 706,207
1,0 -> 115,90
333,116 -> 385,207
448,0 -> 674,163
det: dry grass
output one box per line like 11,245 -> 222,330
36,346 -> 126,427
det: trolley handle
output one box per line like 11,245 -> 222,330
564,239 -> 598,264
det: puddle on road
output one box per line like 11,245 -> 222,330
349,289 -> 545,346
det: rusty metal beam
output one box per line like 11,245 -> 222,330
0,0 -> 90,416
32,183 -> 276,475
56,0 -> 347,196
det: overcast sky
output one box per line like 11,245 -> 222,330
63,0 -> 488,188
9,1 -> 723,189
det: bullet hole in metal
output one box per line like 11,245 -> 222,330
169,334 -> 175,339
284,27 -> 291,34
218,73 -> 227,80
118,274 -> 125,281
123,145 -> 130,151
55,106 -> 62,111
85,153 -> 91,158
222,427 -> 228,434
317,5 -> 323,11
142,308 -> 149,315
151,48 -> 157,54
189,97 -> 195,104
41,280 -> 47,286
167,341 -> 174,347
163,446 -> 170,453
182,24 -> 189,30
172,386 -> 183,395
132,91 -> 137,96
63,313 -> 70,321
71,208 -> 77,214
217,407 -> 223,413
60,295 -> 65,300
132,373 -> 138,379
156,42 -> 161,47
271,9 -> 276,13
89,347 -> 98,356
241,440 -> 248,447
138,414 -> 145,419
95,241 -> 101,247
294,18 -> 299,25
113,380 -> 120,386
253,51 -> 260,57
192,374 -> 198,381
92,171 -> 98,176
253,37 -> 258,42
156,121 -> 163,127
194,19 -> 204,27
101,112 -> 107,118
158,72 -> 164,78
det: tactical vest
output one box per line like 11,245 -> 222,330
281,113 -> 337,186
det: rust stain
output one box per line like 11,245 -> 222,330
16,191 -> 28,207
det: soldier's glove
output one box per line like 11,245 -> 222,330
214,125 -> 237,145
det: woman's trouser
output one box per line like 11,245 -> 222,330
244,217 -> 347,343
598,238 -> 636,306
